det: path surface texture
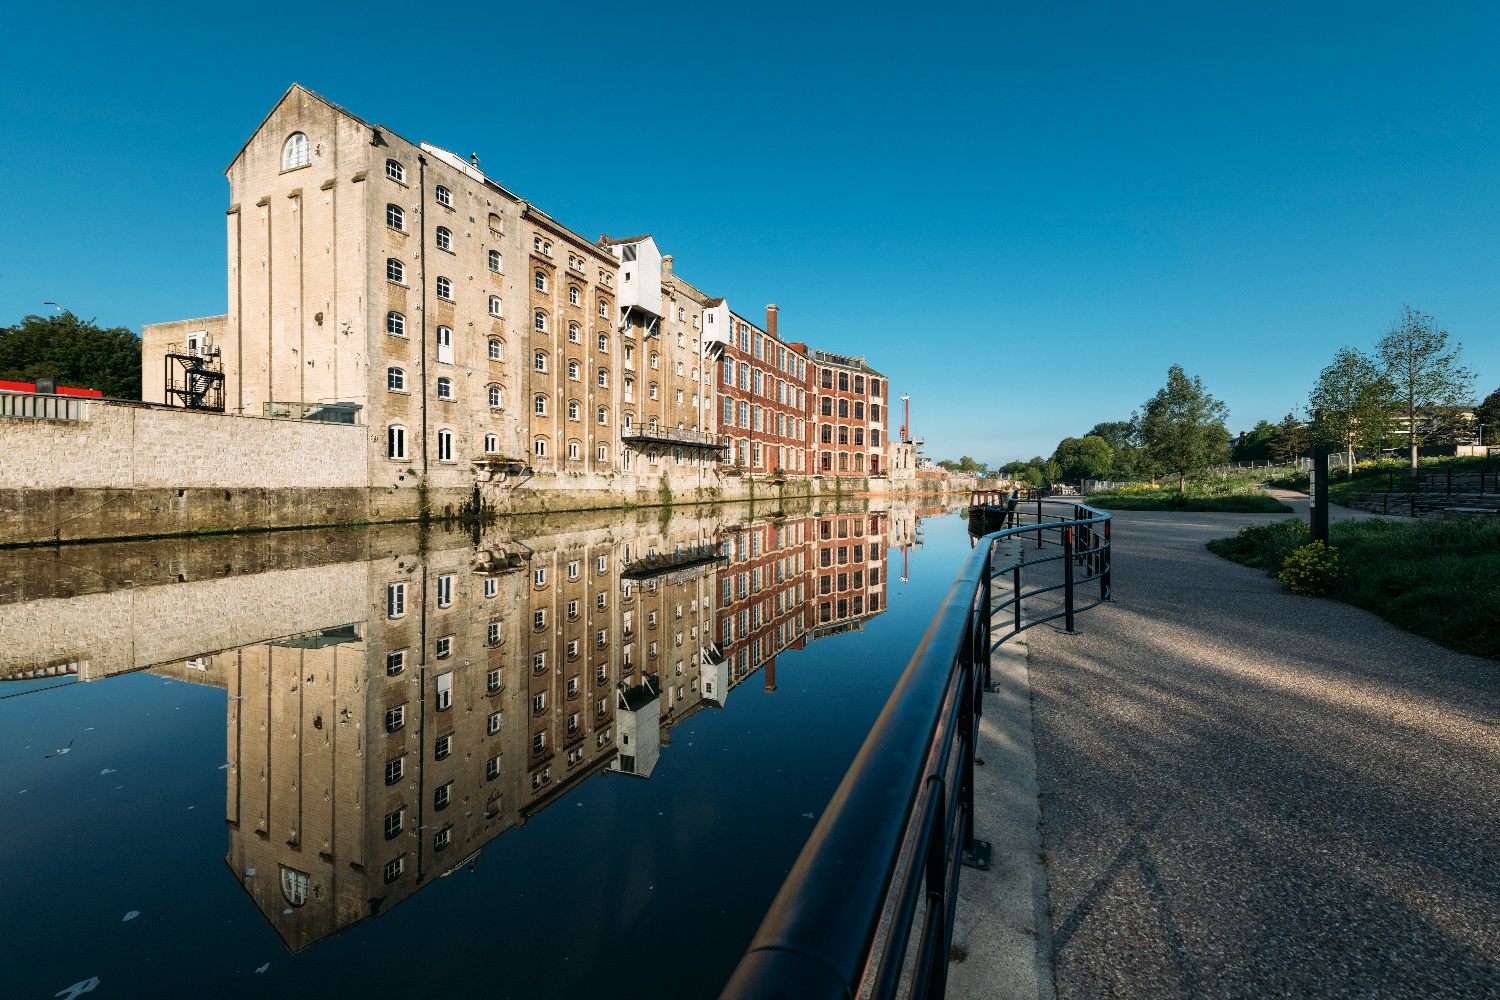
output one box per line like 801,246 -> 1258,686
1030,505 -> 1500,999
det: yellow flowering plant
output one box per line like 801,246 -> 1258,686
1276,540 -> 1341,596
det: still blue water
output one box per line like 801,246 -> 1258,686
0,503 -> 970,998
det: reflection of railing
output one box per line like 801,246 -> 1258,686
721,498 -> 1111,1000
621,426 -> 726,450
0,391 -> 85,421
262,401 -> 364,424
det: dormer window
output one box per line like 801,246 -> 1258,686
386,158 -> 405,183
282,133 -> 310,170
435,185 -> 452,207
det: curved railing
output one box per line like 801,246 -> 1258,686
720,498 -> 1111,1000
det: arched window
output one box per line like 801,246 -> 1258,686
385,158 -> 405,182
387,204 -> 404,231
489,295 -> 502,317
598,300 -> 607,318
568,401 -> 580,420
534,395 -> 547,415
534,311 -> 547,332
568,440 -> 581,460
436,276 -> 453,301
535,271 -> 547,292
388,424 -> 407,460
568,323 -> 580,343
387,259 -> 404,283
436,376 -> 453,400
597,406 -> 607,425
488,339 -> 501,360
597,444 -> 607,461
534,438 -> 547,456
649,383 -> 659,400
489,249 -> 502,273
597,334 -> 607,351
437,429 -> 454,462
567,360 -> 580,380
649,417 -> 659,431
387,367 -> 405,391
280,866 -> 311,907
435,185 -> 452,207
282,133 -> 311,170
568,286 -> 580,306
488,212 -> 502,232
488,385 -> 502,408
596,369 -> 608,388
387,311 -> 406,336
435,226 -> 452,251
534,351 -> 547,372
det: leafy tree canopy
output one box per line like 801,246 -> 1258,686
0,313 -> 142,400
937,455 -> 989,475
1232,419 -> 1279,462
1475,385 -> 1500,440
1307,346 -> 1391,471
1136,365 -> 1230,492
1376,305 -> 1473,469
1051,435 -> 1114,481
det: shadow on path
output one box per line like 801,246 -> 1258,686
1032,507 -> 1500,999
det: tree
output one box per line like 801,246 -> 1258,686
1375,305 -> 1474,470
1051,435 -> 1114,481
0,313 -> 142,400
999,456 -> 1057,487
1085,420 -> 1141,476
938,455 -> 989,475
1308,347 -> 1391,477
1136,365 -> 1230,492
1231,420 -> 1278,462
1475,385 -> 1500,445
1268,412 -> 1308,464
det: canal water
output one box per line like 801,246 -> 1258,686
0,500 -> 971,999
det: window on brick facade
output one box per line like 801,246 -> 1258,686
386,204 -> 404,231
435,226 -> 452,252
385,158 -> 405,182
489,249 -> 502,273
387,259 -> 404,284
435,184 -> 452,207
282,133 -> 310,170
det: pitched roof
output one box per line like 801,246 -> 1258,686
226,83 -> 375,173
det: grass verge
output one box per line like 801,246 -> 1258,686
1087,488 -> 1292,513
1207,518 -> 1500,659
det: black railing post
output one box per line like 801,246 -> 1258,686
1102,519 -> 1112,601
1062,525 -> 1076,633
1012,563 -> 1022,635
1036,496 -> 1043,548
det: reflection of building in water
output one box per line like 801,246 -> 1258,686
0,501 -> 919,953
811,510 -> 889,638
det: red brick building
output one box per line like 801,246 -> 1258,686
805,349 -> 888,476
712,305 -> 811,475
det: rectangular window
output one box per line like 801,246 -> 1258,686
436,672 -> 452,710
435,636 -> 452,660
386,650 -> 405,676
484,578 -> 498,598
385,756 -> 404,785
387,582 -> 406,619
488,711 -> 502,735
436,574 -> 453,609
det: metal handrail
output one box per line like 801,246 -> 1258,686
720,499 -> 1110,1000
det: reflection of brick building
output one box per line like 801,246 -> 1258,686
805,349 -> 888,476
812,511 -> 889,633
718,514 -> 814,692
710,306 -> 811,475
19,501 -> 905,955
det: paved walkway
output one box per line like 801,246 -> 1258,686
1028,506 -> 1500,998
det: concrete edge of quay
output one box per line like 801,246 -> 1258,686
947,636 -> 1057,1000
0,484 -> 969,549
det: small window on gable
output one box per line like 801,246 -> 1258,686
386,158 -> 405,182
435,185 -> 452,207
283,133 -> 311,170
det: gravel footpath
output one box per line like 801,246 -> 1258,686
1030,505 -> 1500,999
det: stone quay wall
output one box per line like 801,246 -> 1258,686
0,400 -> 967,545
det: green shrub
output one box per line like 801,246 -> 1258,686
1205,518 -> 1308,571
1276,540 -> 1341,596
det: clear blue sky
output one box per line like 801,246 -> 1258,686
2,1 -> 1496,464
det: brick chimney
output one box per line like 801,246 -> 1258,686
662,254 -> 674,279
766,304 -> 779,339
